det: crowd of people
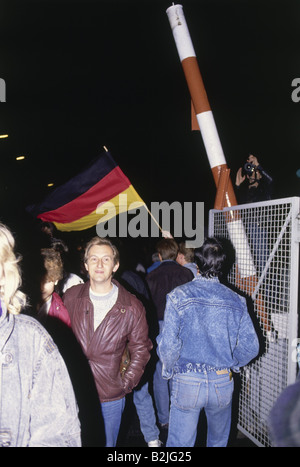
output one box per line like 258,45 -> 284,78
1,153 -> 298,448
0,214 -> 262,448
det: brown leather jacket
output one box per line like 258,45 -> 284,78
63,279 -> 152,403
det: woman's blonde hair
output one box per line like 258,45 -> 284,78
0,223 -> 26,314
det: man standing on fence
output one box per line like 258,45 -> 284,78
157,237 -> 260,447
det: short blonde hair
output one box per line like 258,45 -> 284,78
0,223 -> 26,314
156,238 -> 179,261
84,237 -> 120,266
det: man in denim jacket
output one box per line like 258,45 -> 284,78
157,237 -> 259,447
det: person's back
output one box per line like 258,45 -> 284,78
146,239 -> 193,321
146,260 -> 193,320
157,237 -> 259,447
161,275 -> 259,377
145,238 -> 193,429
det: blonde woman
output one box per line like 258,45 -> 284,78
0,223 -> 81,447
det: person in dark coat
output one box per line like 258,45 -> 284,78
146,238 -> 193,429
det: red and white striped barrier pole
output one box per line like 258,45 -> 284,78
166,4 -> 270,331
166,4 -> 237,207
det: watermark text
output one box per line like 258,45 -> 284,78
96,195 -> 204,248
0,78 -> 6,102
291,78 -> 300,102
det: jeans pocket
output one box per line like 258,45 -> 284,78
172,376 -> 202,410
214,379 -> 234,408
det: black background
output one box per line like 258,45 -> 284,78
1,0 -> 300,236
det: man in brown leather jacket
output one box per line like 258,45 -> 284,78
63,237 -> 152,447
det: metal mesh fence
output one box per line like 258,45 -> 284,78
209,197 -> 300,447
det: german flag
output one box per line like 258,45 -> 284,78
27,151 -> 145,231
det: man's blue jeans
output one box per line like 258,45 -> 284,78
101,397 -> 125,447
133,382 -> 160,443
167,371 -> 234,447
153,321 -> 170,425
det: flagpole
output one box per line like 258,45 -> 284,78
102,146 -> 165,236
143,204 -> 163,233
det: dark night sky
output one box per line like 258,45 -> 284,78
1,0 -> 300,234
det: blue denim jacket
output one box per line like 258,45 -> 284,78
0,301 -> 81,447
157,276 -> 259,379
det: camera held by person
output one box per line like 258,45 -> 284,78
235,154 -> 273,203
242,161 -> 258,177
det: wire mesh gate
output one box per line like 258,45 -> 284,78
209,197 -> 300,447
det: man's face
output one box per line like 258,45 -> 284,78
85,244 -> 119,287
246,154 -> 261,184
247,169 -> 262,184
176,252 -> 185,266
